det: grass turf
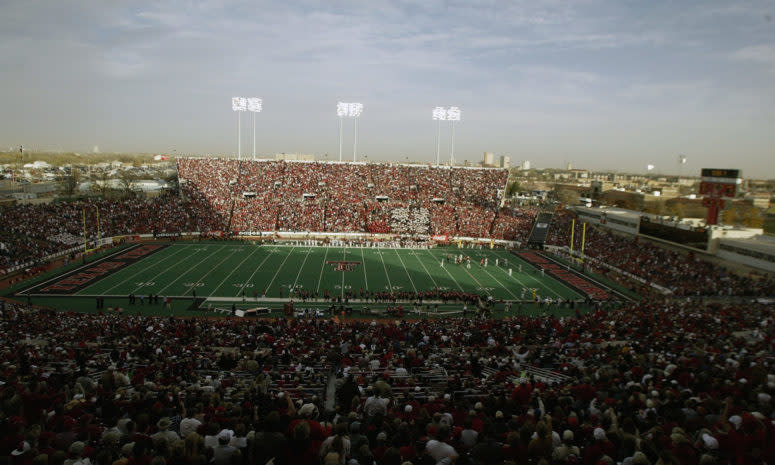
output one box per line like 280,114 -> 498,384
19,242 -> 584,302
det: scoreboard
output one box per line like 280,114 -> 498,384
699,168 -> 742,225
699,168 -> 742,198
700,168 -> 740,179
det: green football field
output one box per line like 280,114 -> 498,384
21,243 -> 584,303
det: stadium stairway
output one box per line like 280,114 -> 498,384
527,211 -> 554,247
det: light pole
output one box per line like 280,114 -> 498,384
338,116 -> 343,162
336,102 -> 363,162
247,98 -> 263,160
353,115 -> 358,162
232,97 -> 247,160
432,107 -> 446,166
431,107 -> 461,166
446,106 -> 461,166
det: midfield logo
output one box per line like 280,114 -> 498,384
327,260 -> 361,272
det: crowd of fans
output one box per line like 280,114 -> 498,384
1,296 -> 774,465
176,159 -> 513,238
0,195 -> 224,273
546,211 -> 775,297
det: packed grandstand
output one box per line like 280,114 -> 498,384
1,158 -> 775,465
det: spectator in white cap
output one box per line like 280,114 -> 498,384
152,417 -> 179,445
701,433 -> 719,451
212,429 -> 236,465
179,405 -> 203,439
298,403 -> 319,419
11,441 -> 31,458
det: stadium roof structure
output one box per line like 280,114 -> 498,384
573,205 -> 641,221
718,234 -> 775,256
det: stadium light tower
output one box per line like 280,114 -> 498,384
678,154 -> 687,179
432,107 -> 447,166
247,98 -> 262,160
446,106 -> 461,166
232,97 -> 247,160
336,102 -> 363,162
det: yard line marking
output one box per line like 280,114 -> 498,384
290,247 -> 314,292
125,245 -> 210,295
341,249 -> 346,298
494,251 -> 565,298
316,247 -> 329,293
99,245 -> 191,295
183,248 -> 239,296
360,247 -> 369,290
394,249 -> 417,292
263,246 -> 296,294
412,251 -> 439,288
377,249 -> 393,291
423,249 -> 464,291
238,247 -> 276,292
155,246 -> 226,295
209,245 -> 261,296
478,259 -> 520,300
459,261 -> 491,297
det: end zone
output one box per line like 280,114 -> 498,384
18,244 -> 169,296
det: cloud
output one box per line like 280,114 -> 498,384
1,0 -> 775,176
733,44 -> 775,65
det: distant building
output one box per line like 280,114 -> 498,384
522,160 -> 531,170
483,152 -> 495,166
23,161 -> 52,169
569,169 -> 588,179
499,155 -> 510,169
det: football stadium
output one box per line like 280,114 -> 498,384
3,2 -> 775,465
2,156 -> 774,465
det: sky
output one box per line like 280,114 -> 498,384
1,0 -> 774,177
